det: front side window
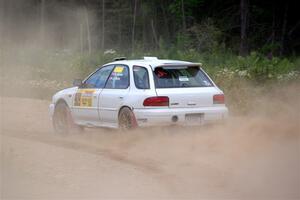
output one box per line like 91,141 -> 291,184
105,65 -> 129,89
153,66 -> 213,88
83,65 -> 114,88
133,66 -> 150,89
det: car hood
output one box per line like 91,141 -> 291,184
52,86 -> 78,104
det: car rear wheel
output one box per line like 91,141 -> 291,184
53,102 -> 83,134
118,107 -> 137,130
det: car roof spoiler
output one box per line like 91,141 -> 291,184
114,57 -> 127,61
153,63 -> 202,69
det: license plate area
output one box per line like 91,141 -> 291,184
185,113 -> 204,124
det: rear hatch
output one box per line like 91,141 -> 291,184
153,65 -> 222,108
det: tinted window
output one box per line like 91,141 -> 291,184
154,66 -> 213,88
133,66 -> 150,89
105,65 -> 129,89
83,65 -> 114,88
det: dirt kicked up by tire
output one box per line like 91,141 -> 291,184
53,101 -> 84,134
1,95 -> 299,199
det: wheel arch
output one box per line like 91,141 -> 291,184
118,105 -> 133,118
55,98 -> 69,109
118,105 -> 138,128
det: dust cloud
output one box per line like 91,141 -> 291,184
0,1 -> 96,99
1,83 -> 299,199
1,1 -> 300,199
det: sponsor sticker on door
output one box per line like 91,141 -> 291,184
74,89 -> 95,107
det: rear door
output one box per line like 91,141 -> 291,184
99,65 -> 130,125
153,66 -> 220,108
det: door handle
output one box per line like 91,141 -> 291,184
119,96 -> 124,99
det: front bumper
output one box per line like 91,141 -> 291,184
49,103 -> 55,119
133,106 -> 228,127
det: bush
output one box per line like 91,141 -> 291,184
2,47 -> 299,113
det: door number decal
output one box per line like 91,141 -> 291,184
74,89 -> 95,107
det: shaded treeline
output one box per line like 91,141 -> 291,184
0,0 -> 299,56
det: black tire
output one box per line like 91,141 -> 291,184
53,102 -> 83,134
118,107 -> 137,130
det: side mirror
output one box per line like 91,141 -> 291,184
73,79 -> 83,87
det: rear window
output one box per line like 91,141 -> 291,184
153,66 -> 213,88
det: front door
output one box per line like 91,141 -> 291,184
71,65 -> 114,126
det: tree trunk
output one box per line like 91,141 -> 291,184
142,3 -> 146,50
151,19 -> 158,49
181,0 -> 186,32
40,0 -> 45,44
239,0 -> 249,56
160,2 -> 170,43
0,0 -> 5,44
118,11 -> 122,49
280,3 -> 288,56
271,6 -> 275,44
132,0 -> 137,53
101,0 -> 105,51
288,21 -> 300,37
84,6 -> 91,55
80,23 -> 84,55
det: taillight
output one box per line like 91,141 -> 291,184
213,94 -> 225,104
143,96 -> 169,106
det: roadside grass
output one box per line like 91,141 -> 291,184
1,49 -> 299,114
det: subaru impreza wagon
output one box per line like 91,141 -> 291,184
49,57 -> 228,133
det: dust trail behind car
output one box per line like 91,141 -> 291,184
1,83 -> 299,199
1,1 -> 299,198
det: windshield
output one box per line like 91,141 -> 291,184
153,66 -> 213,88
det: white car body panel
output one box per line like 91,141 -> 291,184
156,87 -> 222,108
99,88 -> 130,124
72,88 -> 103,126
134,106 -> 228,127
49,58 -> 228,129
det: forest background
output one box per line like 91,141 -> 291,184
1,0 -> 299,113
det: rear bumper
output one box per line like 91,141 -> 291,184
133,106 -> 228,127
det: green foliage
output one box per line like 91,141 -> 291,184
168,0 -> 203,19
2,47 -> 299,113
186,18 -> 223,52
68,49 -> 299,88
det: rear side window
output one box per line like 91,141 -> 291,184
105,65 -> 129,89
133,66 -> 150,89
154,66 -> 213,88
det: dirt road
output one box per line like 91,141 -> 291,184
1,96 -> 299,199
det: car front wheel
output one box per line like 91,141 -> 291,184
53,102 -> 83,134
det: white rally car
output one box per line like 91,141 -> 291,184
49,57 -> 228,133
